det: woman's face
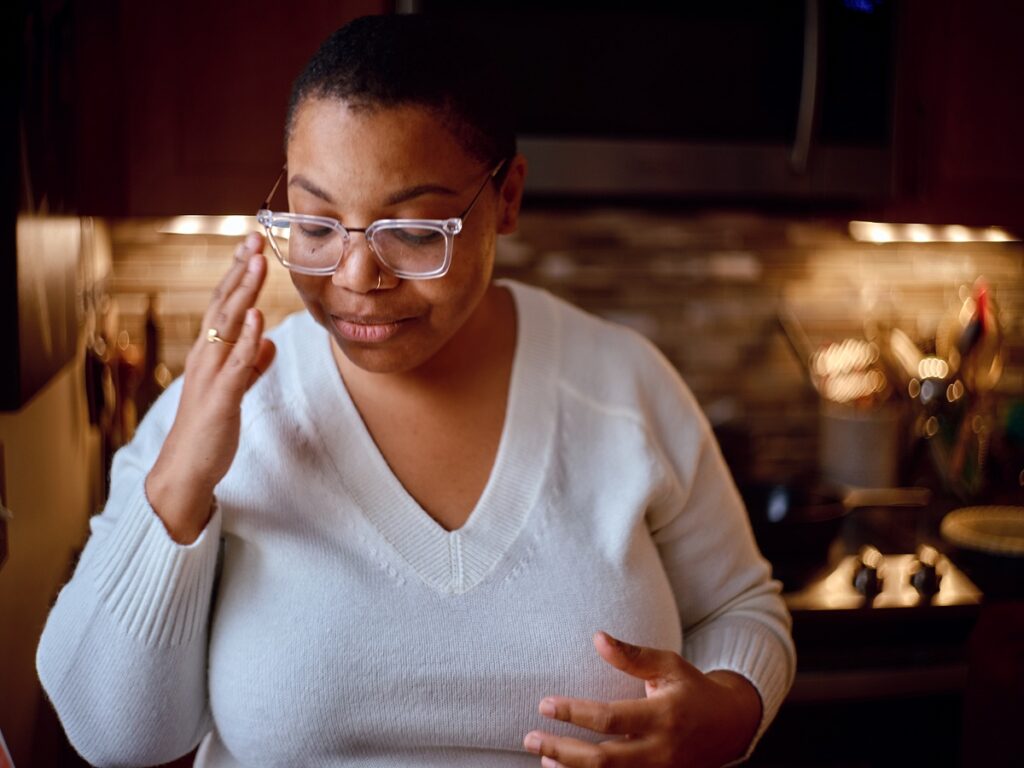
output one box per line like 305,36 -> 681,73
284,97 -> 524,375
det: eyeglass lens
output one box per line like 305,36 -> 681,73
269,220 -> 448,276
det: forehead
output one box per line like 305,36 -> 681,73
286,98 -> 476,190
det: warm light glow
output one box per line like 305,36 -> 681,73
160,215 -> 258,236
918,357 -> 950,380
217,215 -> 251,237
821,371 -> 886,403
944,225 -> 970,242
154,363 -> 173,389
813,339 -> 878,377
812,338 -> 888,403
907,223 -> 930,242
861,222 -> 894,243
165,216 -> 202,235
849,220 -> 1019,243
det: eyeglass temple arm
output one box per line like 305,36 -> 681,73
459,157 -> 510,220
260,164 -> 288,211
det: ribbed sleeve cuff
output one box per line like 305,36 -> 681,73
684,615 -> 795,764
84,482 -> 222,649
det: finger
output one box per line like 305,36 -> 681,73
221,308 -> 266,393
210,249 -> 268,346
594,632 -> 692,685
202,233 -> 263,331
245,337 -> 277,390
539,695 -> 657,735
190,256 -> 248,370
523,730 -> 637,768
540,758 -> 569,768
191,246 -> 258,372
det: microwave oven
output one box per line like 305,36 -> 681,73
401,0 -> 896,203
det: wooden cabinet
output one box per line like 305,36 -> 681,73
26,0 -> 1024,228
887,0 -> 1024,233
52,0 -> 387,216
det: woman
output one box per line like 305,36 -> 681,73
38,14 -> 794,768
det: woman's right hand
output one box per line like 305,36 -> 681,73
145,232 -> 277,544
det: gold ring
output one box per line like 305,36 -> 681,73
376,274 -> 382,291
206,328 -> 236,346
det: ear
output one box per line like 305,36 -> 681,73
495,153 -> 527,235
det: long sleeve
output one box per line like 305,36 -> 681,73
36,378 -> 222,766
641,343 -> 796,761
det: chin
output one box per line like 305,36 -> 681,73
328,325 -> 441,375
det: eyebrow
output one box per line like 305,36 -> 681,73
288,174 -> 459,207
289,175 -> 335,203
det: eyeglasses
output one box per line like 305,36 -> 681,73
255,159 -> 508,279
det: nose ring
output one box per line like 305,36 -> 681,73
375,274 -> 382,291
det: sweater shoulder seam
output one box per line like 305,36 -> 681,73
556,378 -> 680,484
556,377 -> 647,431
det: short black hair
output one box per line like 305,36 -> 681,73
286,14 -> 517,166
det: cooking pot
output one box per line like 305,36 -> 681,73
741,481 -> 930,591
741,481 -> 849,591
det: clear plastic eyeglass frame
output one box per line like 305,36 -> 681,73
255,158 -> 508,280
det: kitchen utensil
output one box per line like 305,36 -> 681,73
819,399 -> 902,488
887,327 -> 925,385
778,308 -> 903,486
936,280 -> 1003,394
777,306 -> 815,380
742,480 -> 931,591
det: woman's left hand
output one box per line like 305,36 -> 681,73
523,631 -> 762,768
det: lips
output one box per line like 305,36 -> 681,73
330,312 -> 414,343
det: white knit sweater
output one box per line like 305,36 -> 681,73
38,280 -> 795,767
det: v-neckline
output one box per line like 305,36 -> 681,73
295,280 -> 561,594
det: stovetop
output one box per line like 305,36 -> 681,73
784,546 -> 981,612
779,506 -> 986,696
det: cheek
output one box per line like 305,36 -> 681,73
448,226 -> 496,291
289,274 -> 327,322
431,236 -> 495,319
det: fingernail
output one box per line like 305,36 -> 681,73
245,232 -> 261,250
539,698 -> 556,718
523,733 -> 541,753
248,253 -> 260,273
245,308 -> 256,327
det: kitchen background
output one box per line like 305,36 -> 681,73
2,1 -> 1023,766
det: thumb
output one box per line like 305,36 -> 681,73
594,631 -> 692,685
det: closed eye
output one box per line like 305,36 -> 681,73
392,227 -> 443,246
297,223 -> 333,239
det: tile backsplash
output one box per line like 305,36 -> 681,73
106,209 -> 1023,483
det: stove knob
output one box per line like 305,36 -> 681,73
853,546 -> 884,597
910,545 -> 942,596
